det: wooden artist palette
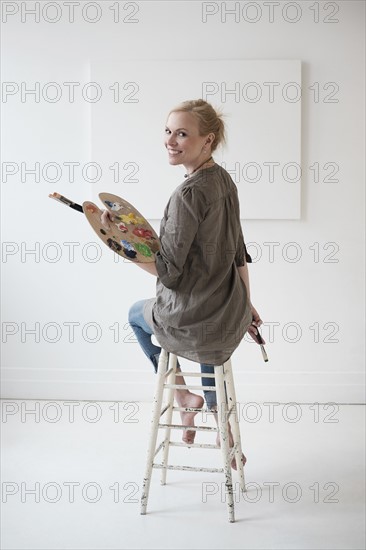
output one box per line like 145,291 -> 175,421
83,193 -> 160,263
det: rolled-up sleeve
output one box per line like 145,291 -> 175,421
235,224 -> 252,267
155,187 -> 204,289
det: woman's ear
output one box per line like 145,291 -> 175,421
206,133 -> 215,146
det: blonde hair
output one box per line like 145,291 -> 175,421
168,99 -> 226,152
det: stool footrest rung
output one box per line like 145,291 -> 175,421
172,406 -> 216,413
153,463 -> 224,474
158,423 -> 218,432
177,372 -> 216,378
165,384 -> 216,391
169,442 -> 219,449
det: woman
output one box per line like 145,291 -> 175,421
102,99 -> 264,462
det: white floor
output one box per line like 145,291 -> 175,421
1,400 -> 365,550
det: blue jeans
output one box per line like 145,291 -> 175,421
128,300 -> 217,409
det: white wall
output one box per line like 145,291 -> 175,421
1,0 -> 365,403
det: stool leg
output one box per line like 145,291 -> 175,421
224,360 -> 246,493
160,353 -> 177,485
140,349 -> 169,515
215,365 -> 235,523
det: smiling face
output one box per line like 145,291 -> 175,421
164,111 -> 214,174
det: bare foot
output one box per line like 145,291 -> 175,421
177,392 -> 204,445
216,422 -> 247,470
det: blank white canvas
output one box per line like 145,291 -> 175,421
91,59 -> 301,220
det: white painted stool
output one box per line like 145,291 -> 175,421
140,349 -> 246,522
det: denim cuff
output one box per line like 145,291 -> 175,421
203,390 -> 217,409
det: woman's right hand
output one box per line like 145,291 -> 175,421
100,209 -> 115,229
247,303 -> 265,344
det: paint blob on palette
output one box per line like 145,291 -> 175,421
83,193 -> 160,263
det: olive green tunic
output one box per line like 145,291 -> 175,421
143,163 -> 252,365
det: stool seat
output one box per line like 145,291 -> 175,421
140,349 -> 246,522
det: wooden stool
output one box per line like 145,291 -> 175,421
140,349 -> 246,522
